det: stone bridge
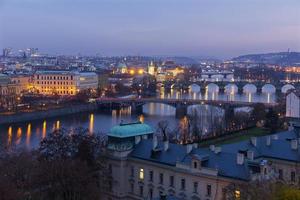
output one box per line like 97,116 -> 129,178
163,81 -> 298,94
96,97 -> 278,118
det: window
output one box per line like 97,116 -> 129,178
108,164 -> 112,174
149,188 -> 153,199
291,171 -> 296,182
108,180 -> 112,192
235,190 -> 241,199
279,169 -> 283,180
131,166 -> 134,177
139,186 -> 143,196
181,179 -> 185,190
139,168 -> 144,180
194,161 -> 198,169
159,173 -> 164,184
130,183 -> 134,193
193,182 -> 198,193
207,184 -> 211,197
169,176 -> 174,187
149,171 -> 153,182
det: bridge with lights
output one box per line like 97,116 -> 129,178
96,97 -> 278,118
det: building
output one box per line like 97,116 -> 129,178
0,74 -> 18,109
104,122 -> 300,200
10,74 -> 32,94
32,71 -> 98,96
286,90 -> 300,118
148,61 -> 157,76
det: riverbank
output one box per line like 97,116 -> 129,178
0,103 -> 98,125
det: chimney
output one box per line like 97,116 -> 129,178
186,143 -> 193,154
214,146 -> 222,154
291,139 -> 298,150
163,140 -> 169,151
135,136 -> 141,145
237,152 -> 245,165
153,135 -> 158,150
247,150 -> 254,160
209,145 -> 215,151
293,123 -> 300,138
250,137 -> 257,146
266,136 -> 271,146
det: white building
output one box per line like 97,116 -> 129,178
286,90 -> 300,118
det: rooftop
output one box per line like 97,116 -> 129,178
130,129 -> 300,181
108,121 -> 154,138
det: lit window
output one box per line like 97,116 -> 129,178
235,190 -> 241,199
139,168 -> 144,180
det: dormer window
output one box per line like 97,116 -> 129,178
193,161 -> 198,169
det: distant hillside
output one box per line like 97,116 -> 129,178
232,52 -> 300,66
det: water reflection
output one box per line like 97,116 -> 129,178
42,121 -> 47,139
16,127 -> 22,145
89,114 -> 94,134
26,123 -> 31,147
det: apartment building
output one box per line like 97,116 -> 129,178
104,122 -> 300,200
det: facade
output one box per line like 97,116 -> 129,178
105,122 -> 300,200
286,90 -> 300,118
10,74 -> 32,94
32,71 -> 98,95
0,74 -> 17,109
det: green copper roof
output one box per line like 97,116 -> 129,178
108,122 -> 153,138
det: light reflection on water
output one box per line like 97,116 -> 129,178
0,89 -> 277,149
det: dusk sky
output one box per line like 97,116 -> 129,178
0,0 -> 300,58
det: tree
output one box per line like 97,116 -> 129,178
0,128 -> 108,200
224,181 -> 300,200
251,103 -> 267,124
265,108 -> 279,132
157,120 -> 170,140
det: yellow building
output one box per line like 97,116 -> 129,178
33,71 -> 98,96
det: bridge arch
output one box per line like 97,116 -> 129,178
281,84 -> 295,93
262,84 -> 276,94
243,84 -> 257,93
188,84 -> 201,93
224,83 -> 238,94
206,83 -> 219,93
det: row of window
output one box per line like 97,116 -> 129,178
36,75 -> 74,80
36,81 -> 74,85
132,167 -> 211,196
39,90 -> 74,95
278,169 -> 297,183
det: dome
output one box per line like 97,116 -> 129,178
262,84 -> 276,93
117,63 -> 127,68
108,122 -> 153,138
0,74 -> 9,85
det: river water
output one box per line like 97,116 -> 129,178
0,88 -> 277,149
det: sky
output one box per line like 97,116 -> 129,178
0,0 -> 300,59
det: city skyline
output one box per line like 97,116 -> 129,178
1,0 -> 300,58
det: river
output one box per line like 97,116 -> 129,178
0,88 -> 277,149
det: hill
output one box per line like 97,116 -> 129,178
232,52 -> 300,66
